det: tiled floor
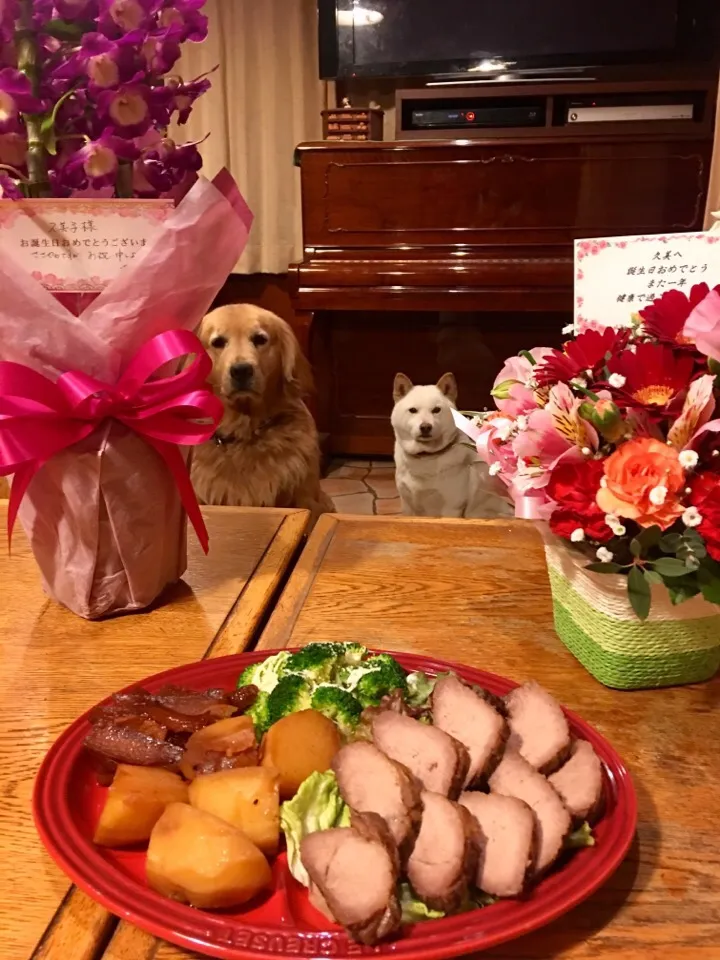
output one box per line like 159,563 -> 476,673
320,459 -> 402,516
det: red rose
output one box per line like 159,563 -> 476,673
688,471 -> 720,561
547,458 -> 613,543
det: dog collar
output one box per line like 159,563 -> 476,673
408,438 -> 458,459
212,416 -> 279,447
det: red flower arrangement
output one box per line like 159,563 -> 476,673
476,282 -> 720,619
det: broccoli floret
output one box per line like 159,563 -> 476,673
266,674 -> 313,727
245,690 -> 270,737
337,642 -> 367,665
311,685 -> 363,737
354,654 -> 408,707
237,651 -> 291,694
285,643 -> 345,682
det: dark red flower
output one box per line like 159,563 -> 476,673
547,458 -> 613,543
605,342 -> 694,417
639,283 -> 720,349
688,471 -> 720,562
535,327 -> 630,388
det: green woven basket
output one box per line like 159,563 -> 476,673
544,536 -> 720,690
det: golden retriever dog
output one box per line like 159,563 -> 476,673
191,303 -> 334,523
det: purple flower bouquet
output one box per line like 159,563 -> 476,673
0,2 -> 255,618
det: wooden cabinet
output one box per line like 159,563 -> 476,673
290,77 -> 717,456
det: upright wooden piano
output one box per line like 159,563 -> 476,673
290,124 -> 713,455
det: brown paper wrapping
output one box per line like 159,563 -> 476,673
18,424 -> 188,619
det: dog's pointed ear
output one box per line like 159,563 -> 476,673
278,318 -> 314,396
393,373 -> 413,402
436,372 -> 458,403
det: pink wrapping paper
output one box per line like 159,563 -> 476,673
0,173 -> 252,619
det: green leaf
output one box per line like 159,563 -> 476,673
684,555 -> 701,573
39,87 -> 78,157
627,566 -> 651,620
630,538 -> 642,559
652,557 -> 690,578
43,18 -> 96,40
700,577 -> 720,605
636,525 -> 662,551
585,562 -> 624,574
659,533 -> 683,554
643,569 -> 663,586
518,350 -> 537,366
668,580 -> 701,605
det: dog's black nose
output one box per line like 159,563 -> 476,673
419,422 -> 433,437
229,362 -> 254,389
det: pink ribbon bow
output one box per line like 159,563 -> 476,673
0,329 -> 223,553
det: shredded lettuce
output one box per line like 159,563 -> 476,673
405,671 -> 437,707
280,771 -> 350,887
566,821 -> 596,849
399,884 -> 497,924
399,884 -> 445,923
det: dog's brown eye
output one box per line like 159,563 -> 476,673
432,406 -> 441,414
250,332 -> 268,347
408,407 -> 418,414
209,335 -> 227,349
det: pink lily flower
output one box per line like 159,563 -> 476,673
491,347 -> 554,417
682,288 -> 720,363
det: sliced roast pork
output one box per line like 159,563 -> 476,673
406,791 -> 479,913
505,682 -> 571,775
372,711 -> 470,799
460,792 -> 536,898
301,812 -> 401,945
489,752 -> 571,875
332,741 -> 422,852
549,740 -> 604,824
432,674 -> 508,787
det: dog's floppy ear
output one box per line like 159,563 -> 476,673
393,373 -> 413,403
277,319 -> 314,396
436,372 -> 458,403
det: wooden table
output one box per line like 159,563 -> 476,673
0,502 -> 308,960
48,514 -> 720,960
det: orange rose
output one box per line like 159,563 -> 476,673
596,437 -> 685,529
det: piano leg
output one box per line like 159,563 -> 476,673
293,309 -> 314,359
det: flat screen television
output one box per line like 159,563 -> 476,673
317,0 -> 720,79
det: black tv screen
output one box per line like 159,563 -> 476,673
318,0 -> 720,79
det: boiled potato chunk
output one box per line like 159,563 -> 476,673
180,714 -> 257,781
188,767 -> 280,855
261,709 -> 341,800
146,803 -> 272,909
93,764 -> 188,847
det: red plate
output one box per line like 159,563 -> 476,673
34,651 -> 637,960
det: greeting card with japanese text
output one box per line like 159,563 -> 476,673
0,198 -> 174,294
574,231 -> 720,332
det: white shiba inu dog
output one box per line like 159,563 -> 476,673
391,372 -> 513,519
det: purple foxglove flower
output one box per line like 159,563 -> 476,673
168,75 -> 210,124
59,128 -> 139,189
0,171 -> 22,198
52,32 -> 140,89
98,0 -> 154,36
157,1 -> 208,43
141,30 -> 181,75
54,0 -> 99,17
0,69 -> 45,133
133,136 -> 202,196
96,82 -> 153,136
